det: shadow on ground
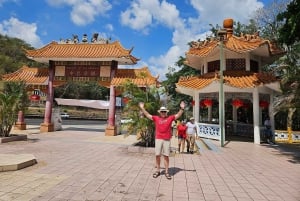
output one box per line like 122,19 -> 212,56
168,167 -> 196,176
62,127 -> 105,132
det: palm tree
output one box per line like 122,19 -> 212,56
121,80 -> 161,147
0,81 -> 28,137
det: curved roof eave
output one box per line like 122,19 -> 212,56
26,56 -> 138,65
24,41 -> 139,65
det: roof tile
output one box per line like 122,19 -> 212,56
177,71 -> 278,89
1,66 -> 158,88
25,41 -> 139,64
111,67 -> 158,87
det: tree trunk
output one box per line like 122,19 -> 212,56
287,108 -> 296,129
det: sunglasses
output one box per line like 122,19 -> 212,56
160,111 -> 167,113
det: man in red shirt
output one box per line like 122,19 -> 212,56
139,101 -> 185,180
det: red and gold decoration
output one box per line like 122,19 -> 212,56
122,97 -> 130,104
203,99 -> 213,107
232,99 -> 243,108
191,100 -> 195,106
30,94 -> 40,101
259,100 -> 269,109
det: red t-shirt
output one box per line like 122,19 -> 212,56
152,115 -> 175,140
177,124 -> 187,138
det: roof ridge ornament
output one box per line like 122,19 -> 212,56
58,33 -> 111,44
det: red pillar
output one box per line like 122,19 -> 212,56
14,110 -> 26,130
40,60 -> 54,132
105,61 -> 117,136
107,85 -> 116,126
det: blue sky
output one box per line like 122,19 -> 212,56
0,0 -> 272,80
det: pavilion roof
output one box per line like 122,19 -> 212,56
186,35 -> 283,58
185,19 -> 285,68
176,70 -> 280,91
24,41 -> 139,65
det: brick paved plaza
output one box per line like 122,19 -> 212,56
0,123 -> 299,201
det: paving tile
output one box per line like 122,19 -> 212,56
0,124 -> 299,201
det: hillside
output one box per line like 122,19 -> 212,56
0,34 -> 43,76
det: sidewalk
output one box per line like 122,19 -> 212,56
0,125 -> 299,201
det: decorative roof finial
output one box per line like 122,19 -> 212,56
223,18 -> 233,37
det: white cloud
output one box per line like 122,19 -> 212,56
0,0 -> 19,7
120,0 -> 184,32
47,0 -> 112,26
120,1 -> 153,34
190,0 -> 264,26
0,17 -> 43,47
105,23 -> 113,31
148,45 -> 182,79
121,0 -> 265,81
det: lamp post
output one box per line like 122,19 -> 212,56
218,29 -> 227,147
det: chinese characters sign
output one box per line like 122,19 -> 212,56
65,66 -> 100,77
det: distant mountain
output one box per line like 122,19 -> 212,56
0,34 -> 43,76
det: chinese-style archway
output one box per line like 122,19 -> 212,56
18,36 -> 145,135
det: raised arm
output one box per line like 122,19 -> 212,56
139,102 -> 152,120
175,101 -> 185,120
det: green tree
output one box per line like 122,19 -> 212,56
54,81 -> 109,100
253,0 -> 289,40
0,34 -> 41,75
121,79 -> 161,147
274,0 -> 300,130
277,0 -> 300,46
0,81 -> 27,137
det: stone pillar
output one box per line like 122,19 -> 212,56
208,106 -> 212,122
269,92 -> 275,142
194,94 -> 199,123
253,88 -> 260,144
40,60 -> 54,132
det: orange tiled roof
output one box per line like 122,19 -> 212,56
187,35 -> 283,58
176,71 -> 278,90
111,67 -> 159,87
1,66 -> 158,88
25,41 -> 139,65
185,18 -> 284,69
1,66 -> 48,85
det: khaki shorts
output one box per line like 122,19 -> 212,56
155,139 -> 171,156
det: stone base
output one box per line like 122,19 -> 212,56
0,154 -> 37,172
14,122 -> 27,130
0,134 -> 27,143
40,123 -> 54,133
105,125 -> 117,136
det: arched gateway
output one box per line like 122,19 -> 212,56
3,36 -> 158,136
176,19 -> 285,144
